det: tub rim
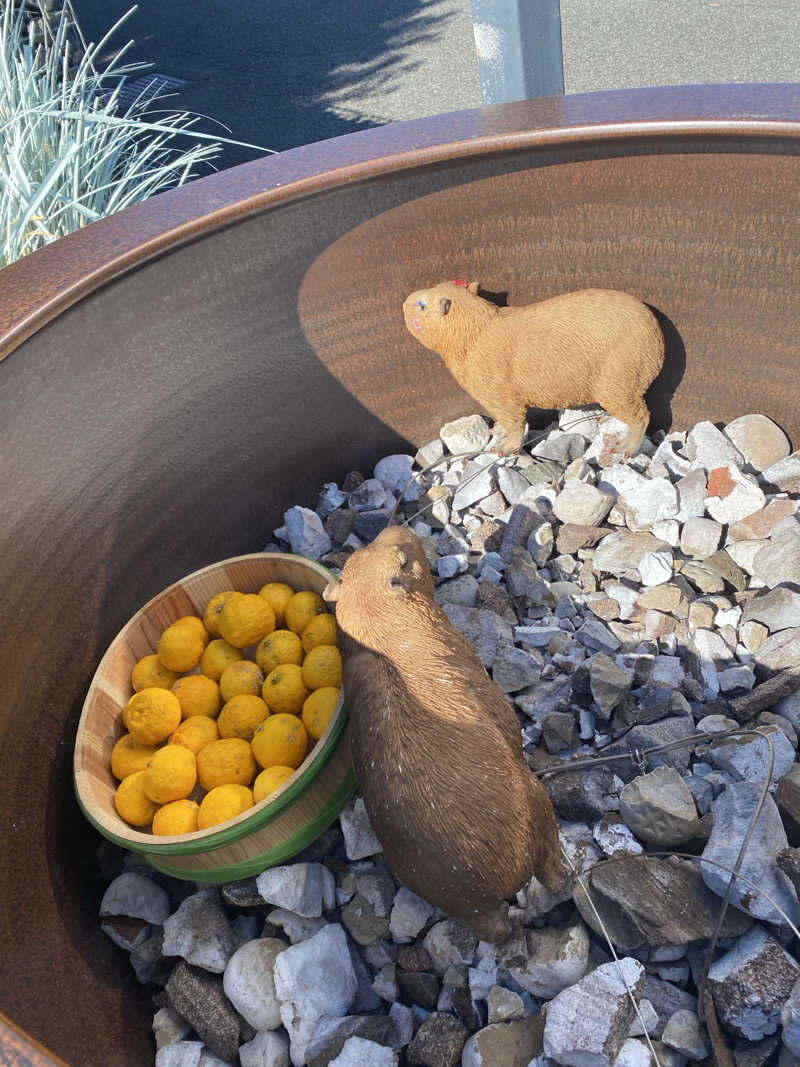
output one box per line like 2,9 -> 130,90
1,83 -> 799,364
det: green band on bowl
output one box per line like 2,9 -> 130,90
143,766 -> 358,882
74,702 -> 350,855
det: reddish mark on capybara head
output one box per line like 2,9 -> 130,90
708,466 -> 736,499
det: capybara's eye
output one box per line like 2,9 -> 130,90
416,300 -> 425,309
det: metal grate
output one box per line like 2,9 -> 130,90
114,73 -> 188,111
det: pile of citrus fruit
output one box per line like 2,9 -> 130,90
111,582 -> 342,835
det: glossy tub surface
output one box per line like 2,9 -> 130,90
0,84 -> 798,1065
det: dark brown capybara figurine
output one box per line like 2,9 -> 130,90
402,281 -> 665,457
324,525 -> 566,942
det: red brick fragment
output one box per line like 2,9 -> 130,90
708,466 -> 736,499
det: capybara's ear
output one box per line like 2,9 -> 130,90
467,281 -> 480,294
387,575 -> 408,596
437,297 -> 452,316
387,550 -> 425,595
388,548 -> 411,590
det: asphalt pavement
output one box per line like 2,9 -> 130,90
71,0 -> 799,169
561,0 -> 800,95
72,0 -> 482,168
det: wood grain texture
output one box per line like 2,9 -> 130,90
1,83 -> 799,365
75,553 -> 348,853
1,85 -> 797,1064
299,150 -> 800,442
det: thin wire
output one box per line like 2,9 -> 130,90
385,416 -> 779,1042
542,727 -> 778,1030
613,852 -> 800,941
561,845 -> 665,1066
387,443 -> 505,527
537,726 -> 768,778
385,410 -> 644,1059
695,731 -> 774,1017
565,845 -> 800,1067
390,411 -> 603,528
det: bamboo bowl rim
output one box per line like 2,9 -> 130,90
73,552 -> 346,854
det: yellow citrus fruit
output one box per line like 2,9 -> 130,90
284,590 -> 326,634
301,687 -> 340,740
158,618 -> 207,672
301,613 -> 338,653
131,654 -> 180,693
170,715 -> 219,755
142,744 -> 197,805
152,799 -> 200,836
253,765 -> 296,803
218,594 -> 276,648
196,737 -> 257,791
218,694 -> 269,741
252,713 -> 308,769
220,660 -> 265,701
204,591 -> 241,637
172,674 -> 222,719
302,645 -> 342,690
262,664 -> 310,715
110,734 -> 161,780
200,638 -> 243,681
197,784 -> 254,830
255,629 -> 303,674
258,582 -> 295,626
114,771 -> 158,827
123,687 -> 182,745
181,615 -> 210,643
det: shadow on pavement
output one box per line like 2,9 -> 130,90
72,0 -> 456,168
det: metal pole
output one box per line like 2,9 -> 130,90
470,0 -> 564,104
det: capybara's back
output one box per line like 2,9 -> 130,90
328,526 -> 566,942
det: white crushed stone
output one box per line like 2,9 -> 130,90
102,408 -> 800,1067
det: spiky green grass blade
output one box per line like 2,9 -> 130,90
1,1 -> 270,267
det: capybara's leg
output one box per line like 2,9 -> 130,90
489,407 -> 527,453
532,791 -> 569,892
606,395 -> 650,457
469,901 -> 512,944
535,840 -> 569,892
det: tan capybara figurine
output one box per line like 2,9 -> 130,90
402,281 -> 665,457
324,525 -> 567,942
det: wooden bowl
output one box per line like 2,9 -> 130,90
73,553 -> 356,883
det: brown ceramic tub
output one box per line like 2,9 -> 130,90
0,84 -> 798,1066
